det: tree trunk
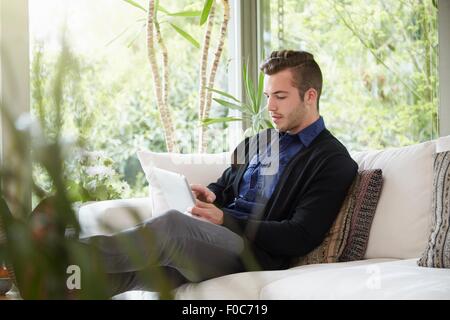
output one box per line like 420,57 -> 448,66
147,0 -> 178,152
200,0 -> 230,153
198,1 -> 216,153
155,20 -> 169,107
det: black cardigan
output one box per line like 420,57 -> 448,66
207,128 -> 358,270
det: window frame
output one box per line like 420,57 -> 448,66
438,0 -> 450,136
256,0 -> 449,138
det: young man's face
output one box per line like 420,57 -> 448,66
263,69 -> 307,134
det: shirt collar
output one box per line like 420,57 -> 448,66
279,116 -> 325,148
297,116 -> 325,147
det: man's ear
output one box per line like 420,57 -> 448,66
305,88 -> 318,107
305,88 -> 317,102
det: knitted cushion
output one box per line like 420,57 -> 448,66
340,169 -> 383,261
418,150 -> 450,268
292,169 -> 383,267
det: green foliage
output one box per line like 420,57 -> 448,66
169,23 -> 200,48
30,45 -> 135,204
1,40 -> 110,299
66,151 -> 132,202
200,0 -> 214,25
122,0 -> 147,12
29,0 -> 439,202
203,63 -> 274,137
30,0 -> 231,201
1,38 -> 177,299
121,0 -> 203,52
262,0 -> 438,151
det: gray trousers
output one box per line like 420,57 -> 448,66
83,210 -> 246,296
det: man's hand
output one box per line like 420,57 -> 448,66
190,184 -> 216,203
188,199 -> 224,225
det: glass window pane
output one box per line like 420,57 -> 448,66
29,0 -> 230,201
261,0 -> 439,151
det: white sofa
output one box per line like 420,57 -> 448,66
77,137 -> 450,300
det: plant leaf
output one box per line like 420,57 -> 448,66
242,104 -> 256,115
121,0 -> 147,12
206,87 -> 240,102
169,24 -> 200,48
168,10 -> 201,17
243,127 -> 254,138
202,117 -> 242,126
105,22 -> 135,47
200,0 -> 214,26
156,4 -> 170,14
157,4 -> 201,17
264,119 -> 275,129
256,70 -> 265,112
126,23 -> 146,48
213,98 -> 244,111
243,62 -> 257,113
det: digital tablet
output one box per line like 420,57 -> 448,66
151,167 -> 196,215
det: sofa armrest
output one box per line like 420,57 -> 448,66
76,197 -> 153,239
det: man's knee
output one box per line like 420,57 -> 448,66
163,209 -> 184,219
160,209 -> 186,225
149,209 -> 187,235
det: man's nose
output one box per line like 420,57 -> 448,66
267,97 -> 277,111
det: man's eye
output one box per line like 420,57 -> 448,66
276,96 -> 286,99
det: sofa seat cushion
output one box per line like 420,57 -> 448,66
173,259 -> 395,300
260,259 -> 450,299
77,198 -> 153,238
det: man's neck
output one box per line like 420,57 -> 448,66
287,114 -> 320,135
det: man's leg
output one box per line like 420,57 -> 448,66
82,210 -> 246,295
106,266 -> 188,297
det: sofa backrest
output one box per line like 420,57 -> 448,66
137,151 -> 231,187
138,139 -> 436,260
351,140 -> 435,259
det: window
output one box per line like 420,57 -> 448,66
3,0 -> 445,205
260,0 -> 439,151
29,0 -> 231,202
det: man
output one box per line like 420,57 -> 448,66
83,50 -> 358,296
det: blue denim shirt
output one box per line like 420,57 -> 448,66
226,116 -> 325,218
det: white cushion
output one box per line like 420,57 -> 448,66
137,151 -> 231,186
436,135 -> 450,153
351,140 -> 435,259
174,259 -> 394,299
260,259 -> 450,299
77,198 -> 153,238
137,151 -> 230,216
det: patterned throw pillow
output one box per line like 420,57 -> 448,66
292,169 -> 383,267
418,151 -> 450,268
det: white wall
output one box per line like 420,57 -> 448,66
0,0 -> 30,212
0,0 -> 30,158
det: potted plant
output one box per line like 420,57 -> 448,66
0,264 -> 12,296
202,62 -> 274,137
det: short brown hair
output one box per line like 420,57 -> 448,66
260,50 -> 323,111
